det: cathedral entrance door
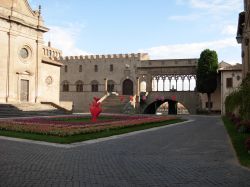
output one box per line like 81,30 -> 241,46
20,79 -> 29,102
122,79 -> 133,95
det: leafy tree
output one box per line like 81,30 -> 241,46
197,49 -> 218,112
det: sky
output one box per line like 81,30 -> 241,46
28,0 -> 243,64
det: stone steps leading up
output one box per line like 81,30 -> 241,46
0,103 -> 68,118
101,95 -> 132,113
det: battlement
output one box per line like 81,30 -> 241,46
58,53 -> 149,61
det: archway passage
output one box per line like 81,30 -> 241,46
123,79 -> 133,95
143,99 -> 178,115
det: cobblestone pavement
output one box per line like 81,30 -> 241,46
0,115 -> 250,187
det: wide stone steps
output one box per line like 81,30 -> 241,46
101,95 -> 131,113
0,103 -> 67,118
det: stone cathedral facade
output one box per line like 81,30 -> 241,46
0,0 -> 62,105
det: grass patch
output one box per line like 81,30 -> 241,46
0,118 -> 183,144
222,116 -> 250,168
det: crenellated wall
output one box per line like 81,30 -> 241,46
59,53 -> 147,112
58,53 -> 149,61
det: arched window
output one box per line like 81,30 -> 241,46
76,80 -> 83,92
107,80 -> 115,92
91,80 -> 99,92
62,81 -> 69,92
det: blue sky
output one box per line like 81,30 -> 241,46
28,0 -> 243,64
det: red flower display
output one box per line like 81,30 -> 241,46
89,97 -> 102,122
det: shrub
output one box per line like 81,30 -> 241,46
239,120 -> 250,133
225,90 -> 242,114
245,138 -> 250,151
239,74 -> 250,120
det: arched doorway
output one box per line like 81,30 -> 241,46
123,79 -> 133,95
107,80 -> 115,92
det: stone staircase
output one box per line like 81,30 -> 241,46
101,94 -> 133,113
0,103 -> 69,118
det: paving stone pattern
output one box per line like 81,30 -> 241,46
0,116 -> 250,186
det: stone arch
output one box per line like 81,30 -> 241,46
140,92 -> 201,114
143,99 -> 178,115
122,79 -> 133,95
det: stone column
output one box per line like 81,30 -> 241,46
35,38 -> 44,103
175,76 -> 178,90
146,75 -> 152,92
168,76 -> 172,91
6,31 -> 17,103
136,77 -> 140,96
136,77 -> 140,103
162,76 -> 166,91
188,76 -> 191,91
156,76 -> 159,91
181,76 -> 185,91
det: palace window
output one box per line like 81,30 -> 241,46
76,80 -> 83,92
226,78 -> 233,88
94,65 -> 98,72
110,64 -> 113,72
79,65 -> 82,72
62,81 -> 69,92
65,65 -> 68,73
91,80 -> 99,92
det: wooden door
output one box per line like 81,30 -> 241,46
122,79 -> 133,95
20,80 -> 29,102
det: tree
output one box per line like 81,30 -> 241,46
197,49 -> 218,113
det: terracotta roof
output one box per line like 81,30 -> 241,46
219,61 -> 231,68
219,63 -> 242,71
42,57 -> 63,67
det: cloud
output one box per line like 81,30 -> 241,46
188,0 -> 242,13
138,38 -> 239,61
44,24 -> 91,56
221,25 -> 237,36
169,0 -> 242,21
168,14 -> 200,21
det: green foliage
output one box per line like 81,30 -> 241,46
197,49 -> 219,94
222,117 -> 250,167
225,89 -> 243,114
240,74 -> 250,120
225,73 -> 250,120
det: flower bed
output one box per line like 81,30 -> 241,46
0,115 -> 176,137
